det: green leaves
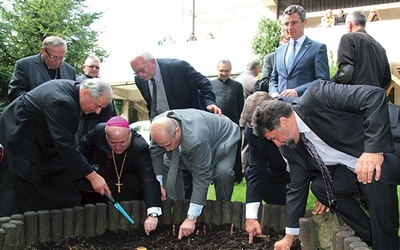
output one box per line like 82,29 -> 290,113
251,17 -> 282,61
0,0 -> 107,109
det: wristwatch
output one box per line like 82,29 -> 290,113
149,213 -> 158,218
187,214 -> 198,221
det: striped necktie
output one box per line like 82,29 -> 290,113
300,133 -> 337,212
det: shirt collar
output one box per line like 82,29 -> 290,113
294,111 -> 311,134
291,34 -> 306,46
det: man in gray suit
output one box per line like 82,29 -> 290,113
269,5 -> 329,98
150,109 -> 240,239
8,36 -> 76,101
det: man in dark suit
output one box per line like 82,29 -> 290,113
240,92 -> 290,244
8,36 -> 76,101
129,51 -> 221,119
0,78 -> 113,217
269,5 -> 329,98
331,10 -> 391,89
79,116 -> 162,236
253,80 -> 400,250
150,109 -> 240,239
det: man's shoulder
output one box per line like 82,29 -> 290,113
306,37 -> 325,47
61,61 -> 76,72
231,78 -> 244,87
76,75 -> 88,83
17,54 -> 40,64
158,58 -> 186,66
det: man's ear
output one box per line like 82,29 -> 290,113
81,89 -> 91,98
279,117 -> 290,130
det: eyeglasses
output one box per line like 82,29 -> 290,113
134,62 -> 151,75
44,48 -> 65,61
85,65 -> 100,70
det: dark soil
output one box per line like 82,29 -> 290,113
26,223 -> 301,250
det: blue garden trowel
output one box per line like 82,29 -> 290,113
104,190 -> 134,224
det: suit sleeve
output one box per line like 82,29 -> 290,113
181,60 -> 217,108
279,146 -> 314,230
295,44 -> 330,96
268,52 -> 279,95
262,53 -> 274,79
245,127 -> 288,203
8,60 -> 28,101
331,35 -> 355,84
285,159 -> 313,229
132,136 -> 162,209
45,99 -> 94,180
186,141 -> 214,206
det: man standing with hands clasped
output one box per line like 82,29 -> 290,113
268,5 -> 329,99
252,80 -> 400,250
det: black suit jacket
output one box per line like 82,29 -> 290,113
244,125 -> 289,204
8,53 -> 76,101
332,29 -> 391,89
135,58 -> 216,116
280,80 -> 395,229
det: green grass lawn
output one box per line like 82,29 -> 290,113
207,179 -> 400,213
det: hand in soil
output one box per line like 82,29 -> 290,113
178,219 -> 196,239
144,217 -> 158,235
246,218 -> 263,244
273,234 -> 296,250
27,223 -> 302,250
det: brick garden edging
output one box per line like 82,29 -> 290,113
0,200 -> 367,250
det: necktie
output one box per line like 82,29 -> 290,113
300,133 -> 337,211
287,40 -> 297,71
165,149 -> 180,200
150,78 -> 157,120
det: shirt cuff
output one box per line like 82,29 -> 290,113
147,207 -> 162,216
188,203 -> 203,216
246,202 -> 260,219
156,175 -> 163,186
286,227 -> 300,235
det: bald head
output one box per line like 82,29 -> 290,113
150,117 -> 181,152
105,116 -> 132,154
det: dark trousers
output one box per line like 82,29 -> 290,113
360,151 -> 400,250
310,164 -> 372,243
311,157 -> 400,250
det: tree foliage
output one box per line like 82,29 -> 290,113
0,0 -> 108,110
251,17 -> 283,62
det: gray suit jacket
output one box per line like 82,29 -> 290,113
8,53 -> 76,101
150,109 -> 240,205
269,37 -> 330,96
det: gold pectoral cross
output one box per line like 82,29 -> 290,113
116,178 -> 123,193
